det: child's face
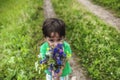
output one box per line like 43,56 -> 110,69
45,32 -> 64,48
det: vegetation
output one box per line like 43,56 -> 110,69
91,0 -> 120,17
0,0 -> 45,79
51,0 -> 120,80
1,0 -> 120,80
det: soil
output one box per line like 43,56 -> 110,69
69,53 -> 91,80
77,0 -> 120,31
43,0 -> 56,19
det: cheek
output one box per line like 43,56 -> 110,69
48,42 -> 58,48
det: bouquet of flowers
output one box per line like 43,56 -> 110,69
40,44 -> 66,75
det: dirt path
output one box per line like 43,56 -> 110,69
43,0 -> 56,19
77,0 -> 120,31
69,53 -> 91,80
43,0 -> 90,80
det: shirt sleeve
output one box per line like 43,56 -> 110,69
40,43 -> 47,59
64,42 -> 72,58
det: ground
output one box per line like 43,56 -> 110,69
78,0 -> 120,30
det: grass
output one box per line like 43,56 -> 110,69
51,0 -> 120,80
0,0 -> 45,79
0,0 -> 29,29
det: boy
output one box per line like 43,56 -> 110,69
40,18 -> 72,80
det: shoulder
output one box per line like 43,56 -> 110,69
40,42 -> 48,49
40,42 -> 49,58
63,41 -> 72,58
63,41 -> 72,52
40,42 -> 49,52
63,41 -> 71,48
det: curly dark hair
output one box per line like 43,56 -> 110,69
42,18 -> 66,37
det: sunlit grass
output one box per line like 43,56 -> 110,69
0,0 -> 45,79
52,0 -> 120,80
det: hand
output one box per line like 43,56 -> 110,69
55,66 -> 64,80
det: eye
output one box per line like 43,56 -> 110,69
57,38 -> 62,42
49,39 -> 54,42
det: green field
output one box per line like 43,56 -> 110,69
51,0 -> 120,80
0,0 -> 120,80
0,0 -> 45,79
